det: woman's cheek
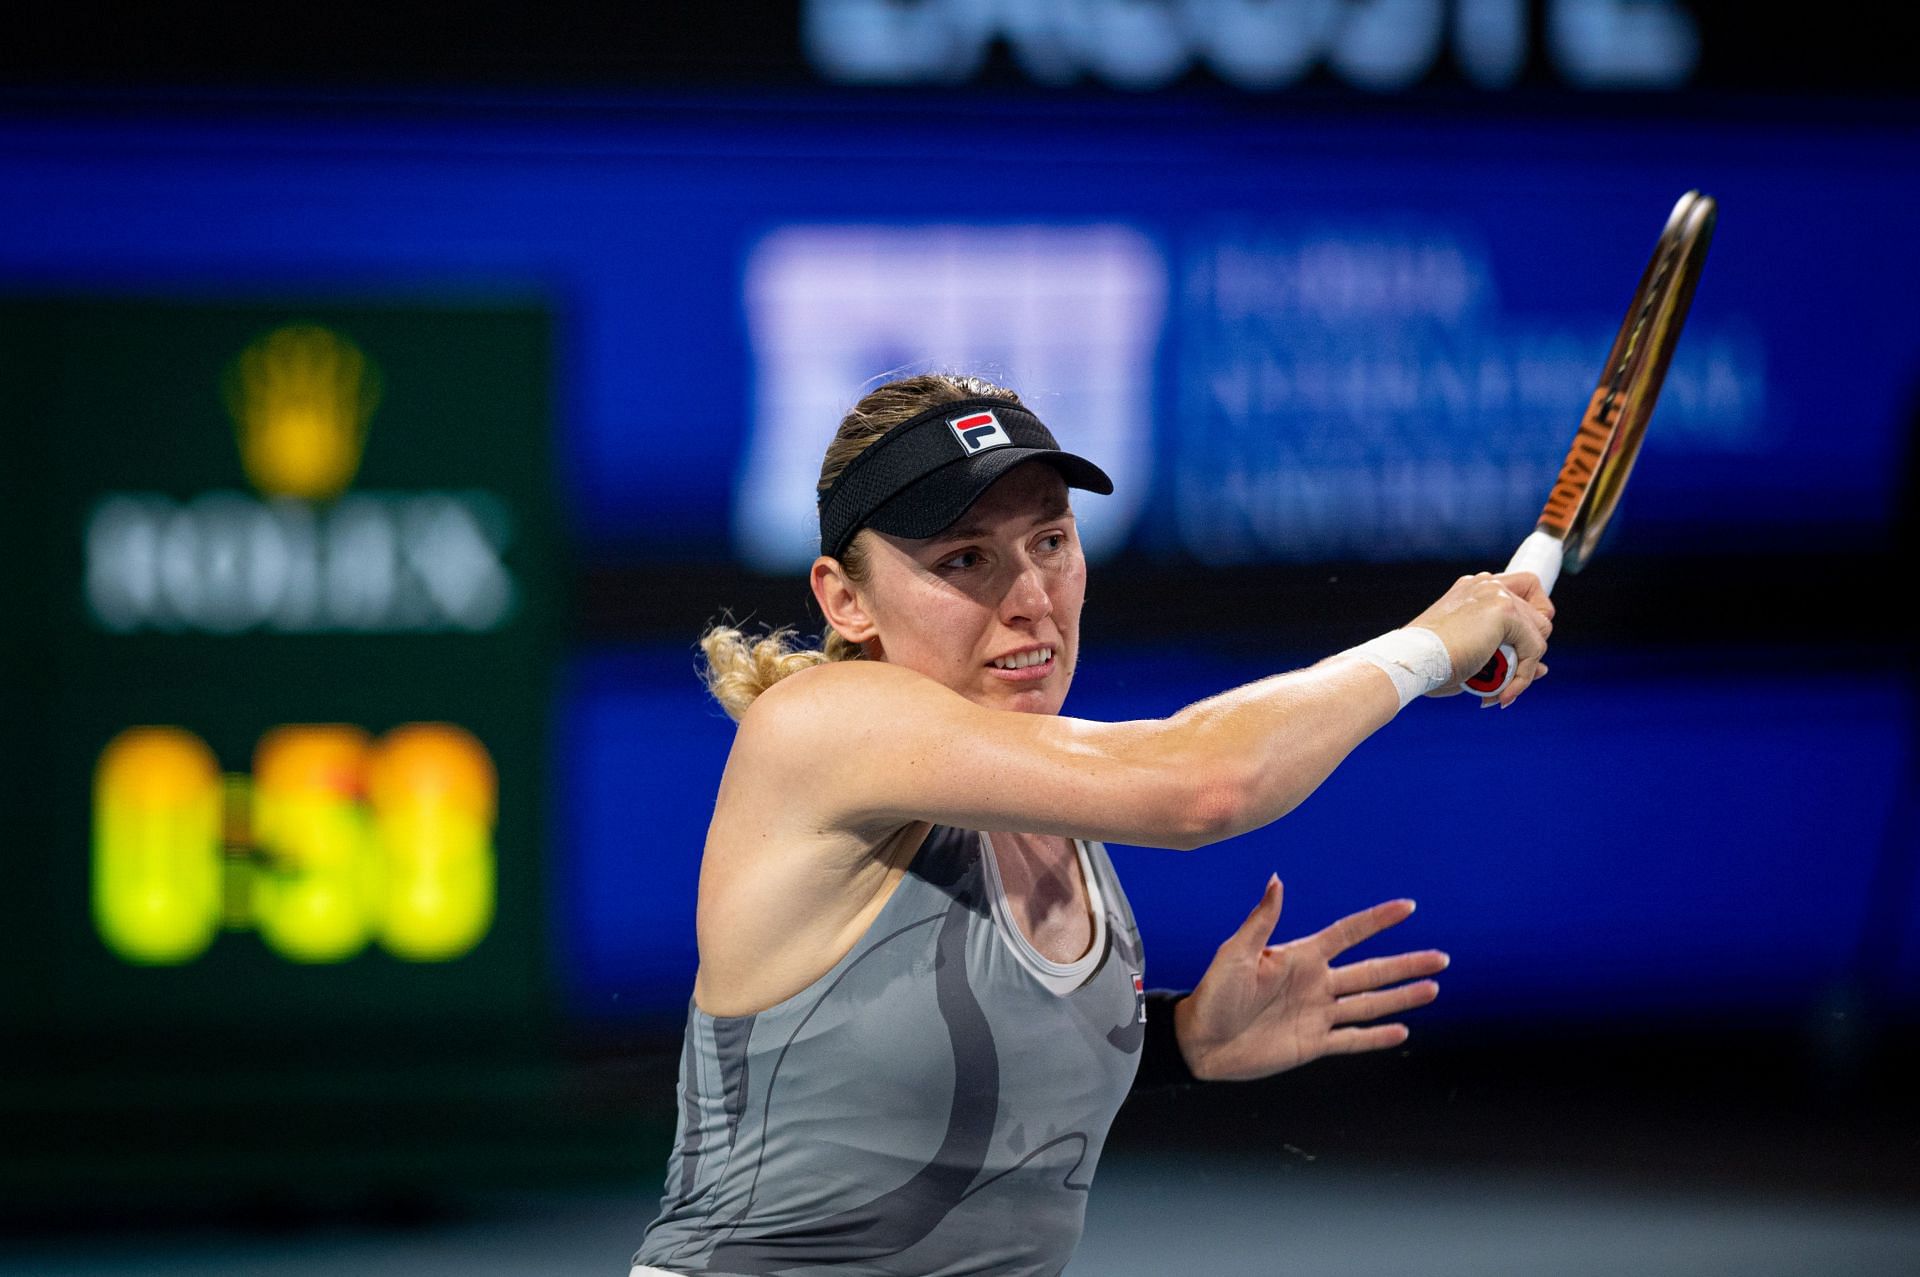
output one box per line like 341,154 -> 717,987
1056,557 -> 1088,609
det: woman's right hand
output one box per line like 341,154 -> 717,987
1408,572 -> 1554,706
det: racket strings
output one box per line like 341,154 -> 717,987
1594,232 -> 1683,431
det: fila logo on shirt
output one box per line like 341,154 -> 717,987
948,410 -> 1013,455
1132,972 -> 1147,1024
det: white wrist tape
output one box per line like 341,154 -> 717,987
1345,627 -> 1454,710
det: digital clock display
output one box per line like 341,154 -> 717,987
0,299 -> 559,1053
93,722 -> 498,967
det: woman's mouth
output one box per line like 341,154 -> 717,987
987,646 -> 1055,681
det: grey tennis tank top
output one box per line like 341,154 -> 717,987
634,824 -> 1149,1277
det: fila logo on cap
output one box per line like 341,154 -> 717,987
948,410 -> 1013,456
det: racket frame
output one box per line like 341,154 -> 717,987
1461,190 -> 1717,699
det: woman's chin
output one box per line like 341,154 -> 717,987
989,680 -> 1068,716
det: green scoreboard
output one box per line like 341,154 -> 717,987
0,300 -> 578,1200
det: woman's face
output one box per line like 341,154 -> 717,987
848,462 -> 1086,716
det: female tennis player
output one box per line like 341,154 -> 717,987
632,374 -> 1552,1277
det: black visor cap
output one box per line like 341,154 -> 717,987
862,448 -> 1113,542
817,398 -> 1113,559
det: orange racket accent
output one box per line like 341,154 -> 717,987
1539,391 -> 1618,539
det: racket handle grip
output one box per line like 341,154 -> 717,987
1505,530 -> 1565,596
1461,532 -> 1565,698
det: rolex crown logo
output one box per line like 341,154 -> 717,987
226,325 -> 381,502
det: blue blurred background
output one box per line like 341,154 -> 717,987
4,3 -> 1919,1273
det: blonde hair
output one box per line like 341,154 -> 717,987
699,373 -> 1024,720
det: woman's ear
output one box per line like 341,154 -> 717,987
811,556 -> 878,646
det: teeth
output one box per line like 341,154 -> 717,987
993,647 -> 1053,670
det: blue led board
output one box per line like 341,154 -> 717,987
2,96 -> 1914,567
5,91 -> 1915,1034
558,646 -> 1911,1028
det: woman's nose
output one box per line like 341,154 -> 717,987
1000,559 -> 1053,623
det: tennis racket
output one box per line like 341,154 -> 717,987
1465,189 -> 1718,699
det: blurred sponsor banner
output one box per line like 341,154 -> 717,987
2,104 -> 1911,569
1170,220 -> 1766,563
736,224 -> 1165,568
804,0 -> 1700,92
732,215 -> 1768,570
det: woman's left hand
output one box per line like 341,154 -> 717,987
1173,876 -> 1445,1082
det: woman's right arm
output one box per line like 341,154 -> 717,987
739,572 -> 1552,852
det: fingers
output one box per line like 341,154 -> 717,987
1491,662 -> 1538,708
1495,570 -> 1557,623
1494,642 -> 1550,707
1324,1023 -> 1410,1056
1313,897 -> 1415,960
1508,588 -> 1551,658
1327,948 -> 1448,997
1225,874 -> 1284,954
1331,978 -> 1440,1026
1492,578 -> 1553,707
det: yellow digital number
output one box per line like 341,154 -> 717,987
93,728 -> 224,965
92,722 -> 499,964
251,725 -> 380,963
368,724 -> 496,961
